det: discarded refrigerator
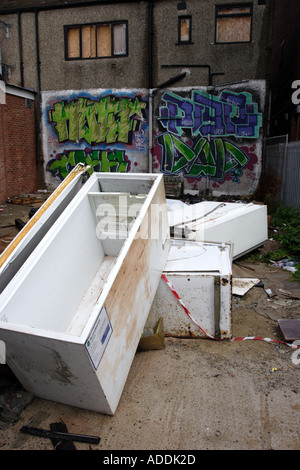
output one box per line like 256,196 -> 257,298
168,201 -> 268,260
145,239 -> 232,340
0,173 -> 170,415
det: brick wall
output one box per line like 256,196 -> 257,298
0,91 -> 37,203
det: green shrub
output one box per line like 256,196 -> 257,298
268,203 -> 300,280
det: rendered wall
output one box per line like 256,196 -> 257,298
42,88 -> 149,191
42,81 -> 265,196
152,80 -> 266,196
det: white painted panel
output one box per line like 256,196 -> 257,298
146,240 -> 232,339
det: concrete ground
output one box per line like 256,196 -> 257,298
0,197 -> 299,451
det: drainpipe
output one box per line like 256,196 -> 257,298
148,0 -> 154,172
17,10 -> 24,87
148,0 -> 153,90
149,70 -> 190,173
149,92 -> 153,172
34,8 -> 41,165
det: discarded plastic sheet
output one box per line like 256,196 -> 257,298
232,277 -> 261,296
145,239 -> 232,339
0,173 -> 170,415
270,259 -> 298,273
168,201 -> 268,260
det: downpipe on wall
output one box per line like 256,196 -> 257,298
148,70 -> 190,173
34,8 -> 42,166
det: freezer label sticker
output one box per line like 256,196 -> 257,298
85,306 -> 113,370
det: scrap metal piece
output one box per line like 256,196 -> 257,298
20,425 -> 100,445
50,422 -> 77,450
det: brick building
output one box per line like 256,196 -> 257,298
0,84 -> 37,202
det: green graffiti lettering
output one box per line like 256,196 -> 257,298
158,133 -> 250,183
158,133 -> 195,174
49,96 -> 147,145
49,101 -> 79,142
188,138 -> 216,177
78,99 -> 100,144
101,150 -> 130,172
46,149 -> 130,180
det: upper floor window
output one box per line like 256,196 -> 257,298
178,16 -> 192,44
65,21 -> 128,60
215,5 -> 252,44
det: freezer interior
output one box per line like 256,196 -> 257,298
0,176 -> 153,337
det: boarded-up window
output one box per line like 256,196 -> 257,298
97,24 -> 111,57
178,16 -> 192,44
65,21 -> 128,59
67,27 -> 80,58
215,6 -> 252,43
82,25 -> 96,58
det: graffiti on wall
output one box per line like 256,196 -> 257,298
47,149 -> 131,180
154,88 -> 263,188
44,91 -> 148,184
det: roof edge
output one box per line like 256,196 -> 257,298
0,0 -> 142,15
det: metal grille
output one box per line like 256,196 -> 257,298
283,141 -> 300,208
264,135 -> 300,209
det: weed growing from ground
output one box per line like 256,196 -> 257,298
250,203 -> 300,281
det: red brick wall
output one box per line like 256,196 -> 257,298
0,92 -> 37,203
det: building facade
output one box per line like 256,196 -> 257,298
268,0 -> 300,141
0,0 -> 274,197
0,85 -> 37,202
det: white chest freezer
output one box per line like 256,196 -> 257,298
168,201 -> 268,260
0,173 -> 170,415
145,240 -> 232,340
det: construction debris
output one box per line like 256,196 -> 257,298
232,278 -> 261,296
6,195 -> 45,206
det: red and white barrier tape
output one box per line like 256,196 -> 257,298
161,274 -> 300,350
